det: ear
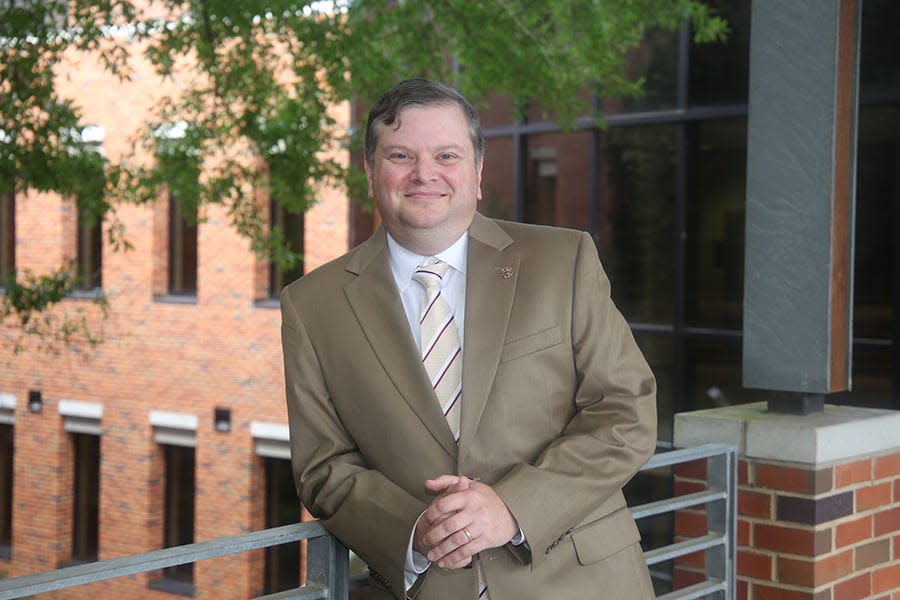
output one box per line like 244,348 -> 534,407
475,158 -> 484,202
364,159 -> 375,198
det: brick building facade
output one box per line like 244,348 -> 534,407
0,31 -> 351,599
2,1 -> 899,598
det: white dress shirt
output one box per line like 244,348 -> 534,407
386,231 -> 468,351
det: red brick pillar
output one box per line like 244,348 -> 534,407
674,403 -> 900,599
9,390 -> 68,578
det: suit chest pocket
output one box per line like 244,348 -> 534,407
500,325 -> 562,363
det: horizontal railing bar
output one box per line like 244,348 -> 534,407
642,444 -> 735,471
0,522 -> 329,600
657,579 -> 727,600
643,534 -> 725,566
631,488 -> 728,520
254,582 -> 328,600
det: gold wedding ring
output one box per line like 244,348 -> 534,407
463,528 -> 473,542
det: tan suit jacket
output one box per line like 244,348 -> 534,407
281,213 -> 657,600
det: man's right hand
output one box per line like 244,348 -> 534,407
413,475 -> 468,562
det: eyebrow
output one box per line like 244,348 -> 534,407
381,144 -> 467,154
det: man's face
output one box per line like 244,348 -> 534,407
366,104 -> 483,255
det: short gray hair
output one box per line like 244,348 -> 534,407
364,78 -> 484,167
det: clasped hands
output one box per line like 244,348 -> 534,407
412,475 -> 519,569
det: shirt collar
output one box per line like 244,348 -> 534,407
386,231 -> 468,289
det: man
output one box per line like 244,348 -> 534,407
282,78 -> 657,599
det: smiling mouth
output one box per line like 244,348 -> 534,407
404,191 -> 446,200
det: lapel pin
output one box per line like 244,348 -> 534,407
499,265 -> 513,279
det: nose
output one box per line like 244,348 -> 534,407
411,158 -> 437,182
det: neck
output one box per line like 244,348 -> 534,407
392,226 -> 469,257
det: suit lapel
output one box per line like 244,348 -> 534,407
459,214 -> 517,463
344,228 -> 458,459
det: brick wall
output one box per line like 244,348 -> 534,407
0,29 -> 353,600
675,450 -> 900,599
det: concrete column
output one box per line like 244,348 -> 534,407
743,0 -> 861,403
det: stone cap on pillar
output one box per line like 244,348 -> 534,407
674,402 -> 900,465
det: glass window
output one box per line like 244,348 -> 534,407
524,132 -> 593,231
860,0 -> 900,97
0,192 -> 13,285
269,199 -> 304,297
599,125 -> 677,323
831,344 -> 894,409
684,337 -> 769,413
168,193 -> 198,296
263,458 -> 301,594
76,199 -> 103,292
688,0 -> 751,106
480,136 -> 517,221
853,106 -> 897,341
685,118 -> 747,330
162,444 -> 195,586
0,424 -> 12,559
854,0 -> 899,410
605,28 -> 680,114
71,433 -> 100,563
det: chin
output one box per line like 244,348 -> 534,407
401,210 -> 449,230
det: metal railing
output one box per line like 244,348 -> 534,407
632,443 -> 738,600
0,443 -> 736,600
0,523 -> 350,600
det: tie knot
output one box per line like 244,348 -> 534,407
413,258 -> 450,294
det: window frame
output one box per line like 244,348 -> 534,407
0,422 -> 13,559
152,443 -> 196,593
75,197 -> 103,293
262,456 -> 301,594
70,432 -> 100,563
0,191 -> 14,286
268,196 -> 304,298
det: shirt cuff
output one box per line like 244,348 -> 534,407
405,518 -> 526,589
404,512 -> 431,591
510,526 -> 526,546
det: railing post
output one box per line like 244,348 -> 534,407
307,533 -> 349,600
705,449 -> 737,599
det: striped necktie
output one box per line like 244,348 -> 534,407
414,259 -> 488,598
413,258 -> 462,441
